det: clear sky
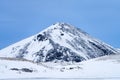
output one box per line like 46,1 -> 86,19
0,0 -> 120,49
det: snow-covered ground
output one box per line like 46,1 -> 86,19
0,54 -> 120,79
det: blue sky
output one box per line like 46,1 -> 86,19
0,0 -> 120,49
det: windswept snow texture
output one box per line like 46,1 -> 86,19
0,54 -> 120,79
0,23 -> 118,63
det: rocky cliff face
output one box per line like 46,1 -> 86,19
0,23 -> 118,63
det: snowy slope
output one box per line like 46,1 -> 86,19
117,48 -> 120,53
0,23 -> 119,63
0,54 -> 120,79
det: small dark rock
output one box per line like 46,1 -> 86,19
37,34 -> 46,41
61,33 -> 64,36
21,68 -> 33,72
69,67 -> 74,69
10,68 -> 19,71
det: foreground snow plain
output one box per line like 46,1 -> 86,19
0,54 -> 120,80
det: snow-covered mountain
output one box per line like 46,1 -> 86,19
0,23 -> 119,63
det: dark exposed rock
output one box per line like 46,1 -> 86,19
69,67 -> 74,69
21,68 -> 33,72
37,34 -> 46,41
33,39 -> 85,63
89,41 -> 115,56
16,43 -> 30,58
10,68 -> 33,73
10,68 -> 19,71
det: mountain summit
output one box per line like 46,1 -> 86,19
0,23 -> 118,63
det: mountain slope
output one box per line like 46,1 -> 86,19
0,23 -> 118,63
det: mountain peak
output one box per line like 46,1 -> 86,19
52,22 -> 72,27
40,22 -> 88,38
45,22 -> 74,31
